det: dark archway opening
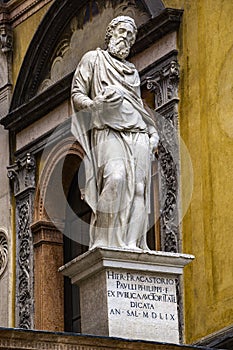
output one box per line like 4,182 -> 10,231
63,160 -> 90,332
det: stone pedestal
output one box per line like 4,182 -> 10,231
60,248 -> 194,343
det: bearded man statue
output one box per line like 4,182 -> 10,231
71,16 -> 159,250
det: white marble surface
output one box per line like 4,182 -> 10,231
106,269 -> 179,342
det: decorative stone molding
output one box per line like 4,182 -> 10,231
0,0 -> 53,28
16,195 -> 34,329
175,277 -> 183,343
144,55 -> 181,253
0,231 -> 8,277
7,153 -> 36,329
32,220 -> 64,248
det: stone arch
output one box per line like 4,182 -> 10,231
34,136 -> 84,224
32,136 -> 85,331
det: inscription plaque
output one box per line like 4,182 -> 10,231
106,270 -> 179,342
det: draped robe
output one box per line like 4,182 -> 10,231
71,48 -> 157,249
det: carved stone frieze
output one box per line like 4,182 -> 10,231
146,57 -> 181,253
0,232 -> 8,277
7,153 -> 36,329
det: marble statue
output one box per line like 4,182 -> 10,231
71,16 -> 159,250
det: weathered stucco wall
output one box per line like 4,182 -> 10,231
164,0 -> 233,343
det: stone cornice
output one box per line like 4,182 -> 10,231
130,8 -> 183,57
0,0 -> 53,28
1,73 -> 72,132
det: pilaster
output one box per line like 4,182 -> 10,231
32,220 -> 64,331
145,56 -> 181,253
7,153 -> 36,329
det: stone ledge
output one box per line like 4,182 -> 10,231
0,328 -> 216,350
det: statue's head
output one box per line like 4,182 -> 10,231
105,16 -> 137,60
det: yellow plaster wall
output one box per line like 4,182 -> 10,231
165,0 -> 233,344
12,2 -> 53,88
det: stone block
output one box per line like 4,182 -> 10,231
60,247 -> 194,343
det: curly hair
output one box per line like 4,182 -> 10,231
105,16 -> 137,47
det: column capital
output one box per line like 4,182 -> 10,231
147,59 -> 180,109
7,153 -> 36,196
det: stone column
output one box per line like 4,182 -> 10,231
147,59 -> 181,253
8,153 -> 36,329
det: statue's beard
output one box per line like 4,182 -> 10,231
108,37 -> 130,59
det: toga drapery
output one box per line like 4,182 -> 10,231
71,48 -> 156,249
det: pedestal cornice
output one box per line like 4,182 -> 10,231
60,247 -> 194,286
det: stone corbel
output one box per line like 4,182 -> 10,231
7,153 -> 36,329
0,22 -> 13,116
0,23 -> 13,53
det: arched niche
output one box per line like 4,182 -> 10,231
32,136 -> 88,331
34,136 -> 84,222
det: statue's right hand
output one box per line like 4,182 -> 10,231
104,90 -> 124,109
92,94 -> 105,110
93,87 -> 124,110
